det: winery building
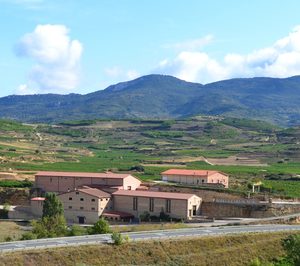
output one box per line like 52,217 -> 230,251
161,169 -> 229,188
32,171 -> 202,224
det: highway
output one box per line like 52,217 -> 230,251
0,224 -> 300,253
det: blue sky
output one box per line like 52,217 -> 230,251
1,0 -> 300,96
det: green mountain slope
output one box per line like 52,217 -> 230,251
1,74 -> 300,126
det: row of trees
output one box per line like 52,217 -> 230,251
21,193 -> 128,245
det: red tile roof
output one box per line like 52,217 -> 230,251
31,197 -> 45,201
35,171 -> 132,179
161,169 -> 222,177
112,190 -> 197,200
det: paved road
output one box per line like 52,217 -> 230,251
0,224 -> 300,253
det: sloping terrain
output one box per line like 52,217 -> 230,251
1,75 -> 300,126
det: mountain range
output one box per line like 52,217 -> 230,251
1,74 -> 300,126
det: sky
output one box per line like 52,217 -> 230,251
1,0 -> 300,97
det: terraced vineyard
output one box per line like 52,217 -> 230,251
1,117 -> 300,197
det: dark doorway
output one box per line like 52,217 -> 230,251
192,205 -> 197,216
78,216 -> 85,224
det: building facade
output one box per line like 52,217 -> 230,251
113,190 -> 201,220
161,169 -> 229,188
58,186 -> 112,224
35,171 -> 141,193
32,171 -> 202,224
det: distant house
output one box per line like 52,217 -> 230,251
113,190 -> 201,220
161,169 -> 229,188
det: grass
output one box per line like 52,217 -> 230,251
263,180 -> 300,198
0,232 -> 297,266
112,222 -> 188,233
0,180 -> 33,188
0,221 -> 26,242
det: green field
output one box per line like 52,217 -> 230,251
1,117 -> 300,197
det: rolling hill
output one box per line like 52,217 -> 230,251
1,74 -> 300,126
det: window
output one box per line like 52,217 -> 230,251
68,206 -> 72,209
149,198 -> 154,212
80,198 -> 84,201
106,198 -> 109,201
80,207 -> 84,210
100,199 -> 103,201
76,192 -> 79,195
133,197 -> 138,210
166,199 -> 171,213
69,197 -> 72,201
91,207 -> 95,211
50,178 -> 53,183
91,199 -> 95,202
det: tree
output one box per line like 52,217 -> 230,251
88,218 -> 111,235
32,215 -> 67,238
42,192 -> 64,218
26,193 -> 67,239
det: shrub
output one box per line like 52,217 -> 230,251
68,225 -> 87,236
88,218 -> 111,235
111,232 -> 129,245
20,232 -> 37,240
140,211 -> 151,222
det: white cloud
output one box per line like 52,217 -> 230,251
164,35 -> 213,51
15,24 -> 83,93
104,66 -> 140,82
157,26 -> 300,83
15,84 -> 37,95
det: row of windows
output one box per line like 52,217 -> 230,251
133,197 -> 171,213
68,197 -> 108,202
68,206 -> 96,211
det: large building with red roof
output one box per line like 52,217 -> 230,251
32,171 -> 202,224
161,169 -> 229,188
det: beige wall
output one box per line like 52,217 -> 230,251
207,173 -> 229,188
123,175 -> 142,190
162,173 -> 228,188
35,175 -> 141,193
113,195 -> 201,220
58,190 -> 112,224
162,174 -> 207,185
30,200 -> 44,216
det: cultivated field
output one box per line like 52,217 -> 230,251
1,117 -> 300,198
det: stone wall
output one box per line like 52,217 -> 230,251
201,202 -> 300,218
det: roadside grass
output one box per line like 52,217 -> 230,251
0,232 -> 297,266
112,222 -> 188,233
0,221 -> 26,242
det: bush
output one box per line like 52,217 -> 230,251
140,211 -> 151,222
0,203 -> 10,219
20,232 -> 37,240
111,232 -> 129,245
159,211 -> 170,222
130,165 -> 145,172
88,218 -> 111,235
68,225 -> 87,236
31,215 -> 67,238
